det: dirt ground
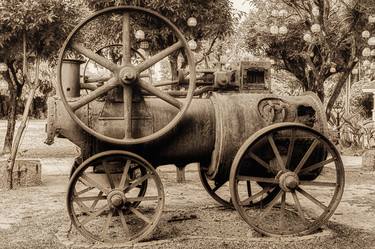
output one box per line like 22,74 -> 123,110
1,120 -> 375,249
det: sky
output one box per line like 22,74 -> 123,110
231,0 -> 252,12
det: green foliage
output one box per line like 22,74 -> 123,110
0,0 -> 82,61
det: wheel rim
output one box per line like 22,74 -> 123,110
199,166 -> 279,209
67,150 -> 164,243
229,123 -> 345,236
57,6 -> 196,145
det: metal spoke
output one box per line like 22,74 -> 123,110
297,187 -> 328,210
212,181 -> 226,193
123,86 -> 133,139
285,129 -> 295,169
299,181 -> 337,187
119,160 -> 131,189
129,207 -> 151,224
118,209 -> 130,235
127,196 -> 159,202
279,191 -> 286,230
268,135 -> 286,171
237,176 -> 278,184
80,204 -> 109,225
138,79 -> 183,109
246,181 -> 252,197
125,173 -> 151,193
291,191 -> 307,224
90,191 -> 103,211
294,139 -> 320,174
122,13 -> 131,65
240,187 -> 272,206
299,157 -> 336,174
71,42 -> 119,72
153,80 -> 179,87
80,174 -> 110,194
70,77 -> 119,111
104,161 -> 115,189
249,152 -> 271,170
102,209 -> 113,239
257,190 -> 283,223
136,41 -> 183,72
75,196 -> 107,202
84,76 -> 111,83
76,186 -> 95,196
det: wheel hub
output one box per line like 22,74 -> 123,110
107,190 -> 126,208
119,66 -> 138,84
278,172 -> 299,192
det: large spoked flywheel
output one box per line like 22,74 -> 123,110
67,150 -> 164,243
229,123 -> 345,236
57,6 -> 196,145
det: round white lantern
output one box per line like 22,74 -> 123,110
187,17 -> 197,27
371,62 -> 375,70
368,37 -> 375,46
270,25 -> 279,35
279,9 -> 288,17
352,68 -> 359,75
371,49 -> 375,56
369,15 -> 375,23
303,33 -> 312,43
140,41 -> 149,49
0,63 -> 8,72
363,47 -> 371,57
312,7 -> 320,17
363,59 -> 371,67
271,10 -> 278,17
311,24 -> 321,33
362,30 -> 371,38
135,30 -> 145,40
279,25 -> 288,35
270,59 -> 275,65
188,39 -> 197,50
330,67 -> 336,73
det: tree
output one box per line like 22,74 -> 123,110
243,0 -> 373,119
83,0 -> 238,77
0,0 -> 81,154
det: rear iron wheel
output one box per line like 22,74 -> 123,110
229,123 -> 345,236
67,150 -> 164,243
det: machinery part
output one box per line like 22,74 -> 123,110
57,6 -> 196,145
199,166 -> 279,209
81,44 -> 153,89
67,150 -> 164,243
229,123 -> 344,236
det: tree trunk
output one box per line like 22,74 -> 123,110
2,86 -> 17,155
326,69 -> 353,119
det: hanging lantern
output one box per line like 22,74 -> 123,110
363,59 -> 371,67
310,52 -> 315,57
0,63 -> 8,72
368,37 -> 375,46
188,39 -> 197,50
187,17 -> 197,27
135,30 -> 145,40
369,15 -> 375,24
362,30 -> 371,38
312,6 -> 320,17
270,25 -> 279,35
362,47 -> 371,57
352,68 -> 359,75
311,24 -> 321,33
271,9 -> 278,17
330,66 -> 336,73
303,33 -> 313,43
279,25 -> 288,35
140,41 -> 149,49
371,49 -> 375,56
269,59 -> 275,65
279,9 -> 288,17
371,62 -> 375,70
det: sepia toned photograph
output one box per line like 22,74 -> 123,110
0,0 -> 375,248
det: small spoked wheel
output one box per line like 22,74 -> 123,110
199,166 -> 279,209
229,123 -> 345,236
67,150 -> 164,243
